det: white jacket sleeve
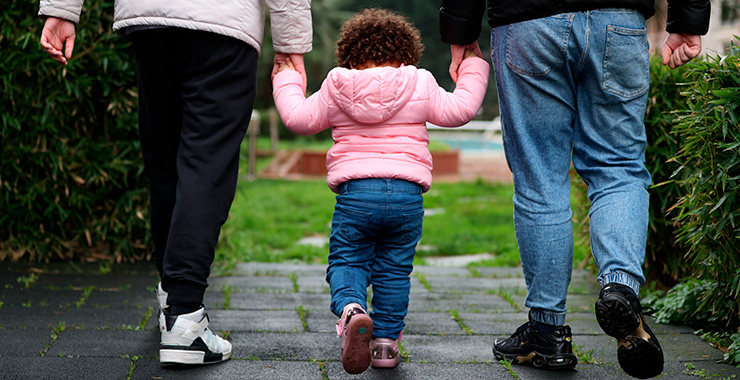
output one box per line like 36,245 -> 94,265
38,0 -> 84,23
265,0 -> 312,54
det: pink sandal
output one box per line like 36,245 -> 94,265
371,331 -> 402,368
336,303 -> 374,374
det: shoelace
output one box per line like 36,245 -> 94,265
510,321 -> 533,339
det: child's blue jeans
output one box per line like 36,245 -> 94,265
327,178 -> 424,340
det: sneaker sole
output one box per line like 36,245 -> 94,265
493,347 -> 577,370
595,294 -> 640,338
618,332 -> 664,379
596,293 -> 664,378
160,348 -> 231,365
341,314 -> 373,374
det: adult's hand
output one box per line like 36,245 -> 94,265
40,17 -> 76,65
449,41 -> 482,83
273,53 -> 307,94
662,33 -> 702,69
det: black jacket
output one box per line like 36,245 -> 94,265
440,0 -> 711,45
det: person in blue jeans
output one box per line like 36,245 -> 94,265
440,0 -> 709,378
273,8 -> 489,374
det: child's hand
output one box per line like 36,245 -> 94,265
463,45 -> 482,60
450,41 -> 483,82
275,57 -> 296,73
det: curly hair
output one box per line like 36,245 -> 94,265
336,8 -> 424,69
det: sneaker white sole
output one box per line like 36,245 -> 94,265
160,348 -> 231,365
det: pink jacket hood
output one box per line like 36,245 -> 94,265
324,65 -> 418,124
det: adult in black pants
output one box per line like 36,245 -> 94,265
39,0 -> 312,365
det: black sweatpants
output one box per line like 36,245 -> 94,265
132,28 -> 257,309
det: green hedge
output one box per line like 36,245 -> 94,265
670,40 -> 740,330
1,1 -> 148,261
632,41 -> 739,364
642,56 -> 697,287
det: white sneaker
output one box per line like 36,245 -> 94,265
155,282 -> 168,330
159,307 -> 232,365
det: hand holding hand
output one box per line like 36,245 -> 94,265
662,33 -> 702,69
449,41 -> 482,83
40,17 -> 76,65
277,58 -> 295,72
463,45 -> 482,59
273,53 -> 307,94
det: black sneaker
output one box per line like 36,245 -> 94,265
595,283 -> 663,379
492,320 -> 577,370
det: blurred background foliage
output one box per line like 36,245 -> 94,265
2,0 -> 495,263
1,0 -> 147,262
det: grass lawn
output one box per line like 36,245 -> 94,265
216,178 -> 522,266
216,137 -> 591,270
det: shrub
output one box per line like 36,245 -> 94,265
642,55 -> 697,287
642,278 -> 719,325
644,279 -> 740,366
727,333 -> 740,367
669,38 -> 740,330
696,330 -> 740,367
1,1 -> 149,261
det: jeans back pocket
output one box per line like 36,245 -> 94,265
505,14 -> 574,77
398,209 -> 424,244
602,25 -> 649,98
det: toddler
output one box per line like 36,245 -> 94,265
272,8 -> 489,374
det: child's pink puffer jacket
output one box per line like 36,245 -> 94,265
273,57 -> 489,193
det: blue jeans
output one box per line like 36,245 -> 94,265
327,179 -> 424,340
491,9 -> 651,326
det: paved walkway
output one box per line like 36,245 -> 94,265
1,262 -> 738,379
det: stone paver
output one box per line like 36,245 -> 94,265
1,262 -> 738,380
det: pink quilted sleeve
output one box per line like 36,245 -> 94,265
272,70 -> 331,136
426,56 -> 490,127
